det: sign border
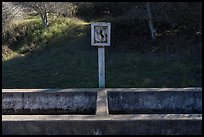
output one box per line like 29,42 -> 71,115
91,22 -> 111,46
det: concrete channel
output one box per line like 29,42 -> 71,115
2,88 -> 202,135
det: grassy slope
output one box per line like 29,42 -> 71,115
2,16 -> 202,88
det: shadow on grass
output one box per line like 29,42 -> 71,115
2,23 -> 99,89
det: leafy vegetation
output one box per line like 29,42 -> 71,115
2,15 -> 87,58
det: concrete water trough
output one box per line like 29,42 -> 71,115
2,88 -> 202,135
108,88 -> 202,114
2,89 -> 97,115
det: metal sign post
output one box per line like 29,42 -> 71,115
91,22 -> 111,88
98,46 -> 105,88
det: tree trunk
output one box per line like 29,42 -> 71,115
40,12 -> 48,28
146,2 -> 157,41
44,12 -> 48,27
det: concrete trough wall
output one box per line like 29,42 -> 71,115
2,88 -> 202,135
108,90 -> 202,114
2,89 -> 97,114
2,114 -> 202,135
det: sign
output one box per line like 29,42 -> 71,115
91,22 -> 111,88
91,22 -> 111,46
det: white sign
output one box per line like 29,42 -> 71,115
91,22 -> 111,46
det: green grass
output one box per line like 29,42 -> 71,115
2,42 -> 202,88
2,15 -> 89,56
2,36 -> 98,88
106,53 -> 202,88
2,15 -> 202,88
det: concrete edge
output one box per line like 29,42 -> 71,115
2,87 -> 202,93
2,114 -> 202,121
